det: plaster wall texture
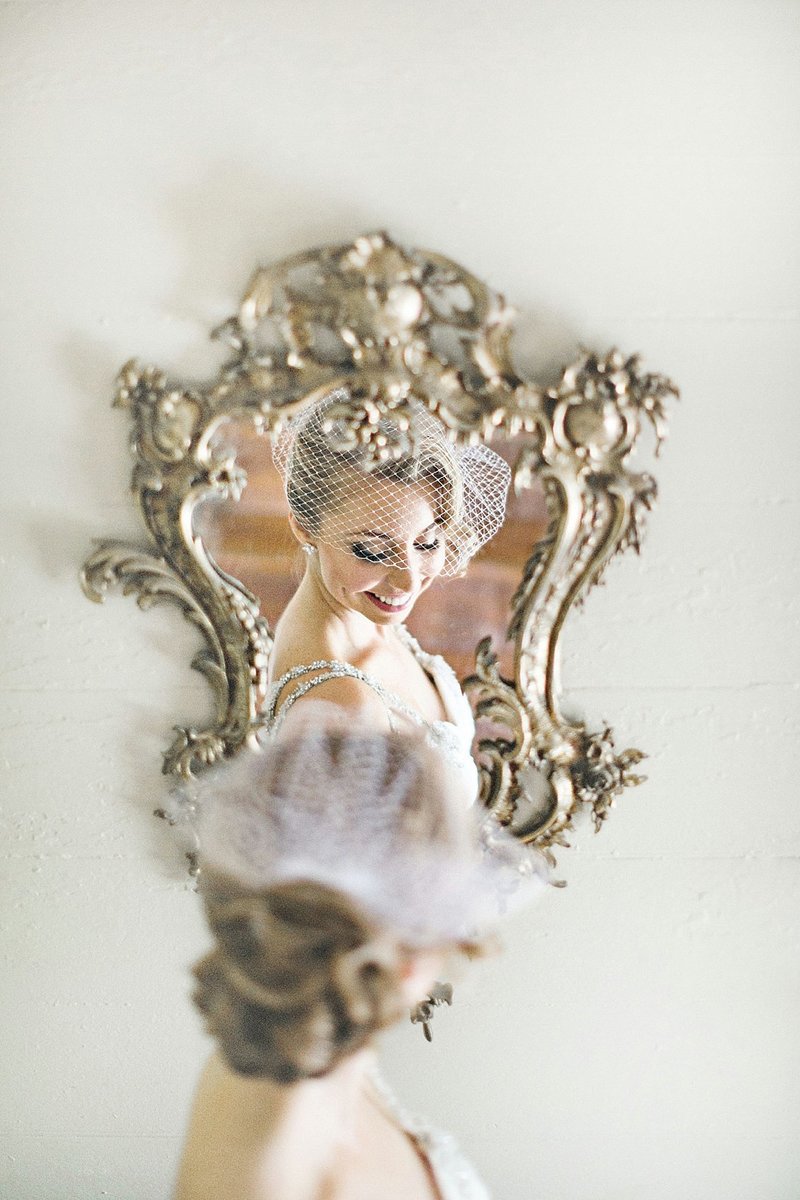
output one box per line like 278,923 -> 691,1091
1,2 -> 798,1198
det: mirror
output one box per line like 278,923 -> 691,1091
81,231 -> 677,865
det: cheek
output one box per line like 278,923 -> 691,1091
319,551 -> 380,595
425,546 -> 447,578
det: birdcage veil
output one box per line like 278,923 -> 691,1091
271,390 -> 511,575
190,710 -> 546,947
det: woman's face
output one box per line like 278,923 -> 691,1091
310,474 -> 447,624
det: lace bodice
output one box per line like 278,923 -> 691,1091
262,627 -> 479,805
369,1068 -> 491,1200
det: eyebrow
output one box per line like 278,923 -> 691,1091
348,524 -> 439,541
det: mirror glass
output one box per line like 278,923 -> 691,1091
195,419 -> 549,681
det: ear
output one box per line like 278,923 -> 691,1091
288,512 -> 314,549
397,949 -> 444,1006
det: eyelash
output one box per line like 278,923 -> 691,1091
351,538 -> 441,563
352,545 -> 389,563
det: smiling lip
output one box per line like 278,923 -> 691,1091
364,592 -> 413,614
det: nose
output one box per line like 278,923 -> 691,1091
385,554 -> 421,591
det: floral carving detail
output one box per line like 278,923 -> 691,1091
338,232 -> 423,286
320,387 -> 418,467
552,348 -> 678,455
574,729 -> 648,832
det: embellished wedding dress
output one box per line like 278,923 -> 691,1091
262,626 -> 479,806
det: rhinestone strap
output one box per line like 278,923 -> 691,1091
265,659 -> 426,737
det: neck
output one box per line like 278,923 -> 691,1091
210,1043 -> 375,1119
296,565 -> 397,655
190,1048 -> 377,1199
276,1045 -> 375,1131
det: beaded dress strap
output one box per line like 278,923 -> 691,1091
265,659 -> 428,736
394,624 -> 447,676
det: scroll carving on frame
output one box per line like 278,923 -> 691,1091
81,232 -> 677,867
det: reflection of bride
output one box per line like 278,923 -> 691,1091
174,721 -> 528,1199
262,391 -> 511,804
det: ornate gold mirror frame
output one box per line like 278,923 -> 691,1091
81,232 -> 677,866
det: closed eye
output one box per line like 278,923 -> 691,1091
351,532 -> 442,563
352,543 -> 390,563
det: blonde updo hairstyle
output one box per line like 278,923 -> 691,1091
193,876 -> 405,1082
191,728 -> 486,1082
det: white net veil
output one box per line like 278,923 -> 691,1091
191,707 -> 546,948
271,391 -> 511,576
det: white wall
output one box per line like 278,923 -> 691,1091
2,2 -> 798,1197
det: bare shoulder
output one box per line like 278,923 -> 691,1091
277,674 -> 393,732
270,604 -> 392,727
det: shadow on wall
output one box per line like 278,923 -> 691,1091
159,158 -> 583,384
161,160 -> 378,335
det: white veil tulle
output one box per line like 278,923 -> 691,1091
271,391 -> 511,576
189,705 -> 547,947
